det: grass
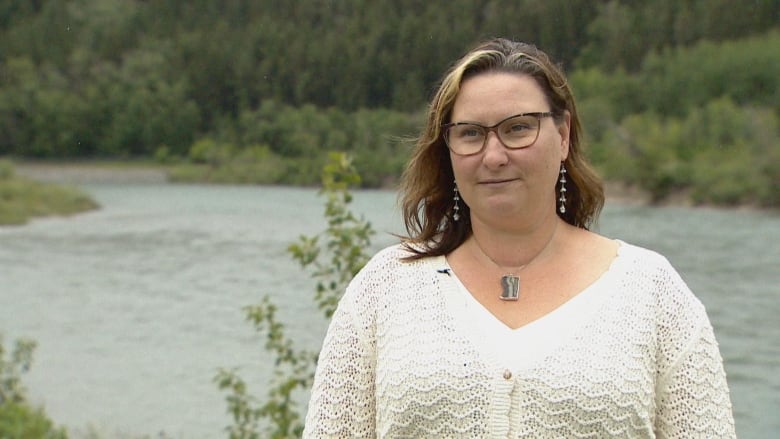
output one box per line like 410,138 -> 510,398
0,160 -> 99,226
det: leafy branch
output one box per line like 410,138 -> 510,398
215,152 -> 374,438
0,335 -> 36,405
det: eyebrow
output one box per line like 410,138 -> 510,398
445,112 -> 552,127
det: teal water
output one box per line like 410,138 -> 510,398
0,184 -> 777,438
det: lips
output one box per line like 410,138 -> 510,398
478,177 -> 520,185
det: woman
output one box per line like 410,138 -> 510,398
303,39 -> 735,437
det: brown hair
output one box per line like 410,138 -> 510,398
399,38 -> 603,258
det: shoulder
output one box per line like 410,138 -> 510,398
571,233 -> 681,288
609,241 -> 721,365
614,240 -> 674,270
334,243 -> 441,327
613,240 -> 696,294
613,240 -> 711,333
611,240 -> 709,319
357,243 -> 424,276
357,243 -> 444,286
344,243 -> 437,299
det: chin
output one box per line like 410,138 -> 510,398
481,198 -> 526,216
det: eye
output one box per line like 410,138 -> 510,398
502,116 -> 537,137
453,125 -> 484,140
506,122 -> 532,133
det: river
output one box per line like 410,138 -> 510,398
0,183 -> 778,438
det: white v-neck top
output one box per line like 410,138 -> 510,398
444,250 -> 617,370
304,241 -> 735,438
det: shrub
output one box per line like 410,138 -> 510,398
215,152 -> 375,438
591,97 -> 779,206
0,159 -> 14,180
0,334 -> 68,439
0,402 -> 68,439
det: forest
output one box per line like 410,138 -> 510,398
1,0 -> 778,206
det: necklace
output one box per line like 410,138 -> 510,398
470,235 -> 547,301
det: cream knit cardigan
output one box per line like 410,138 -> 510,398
303,242 -> 736,438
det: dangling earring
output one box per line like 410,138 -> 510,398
558,163 -> 567,214
453,180 -> 461,221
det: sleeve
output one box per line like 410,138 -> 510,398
302,274 -> 377,438
652,261 -> 736,438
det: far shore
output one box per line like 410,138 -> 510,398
13,161 -> 745,210
15,161 -> 169,184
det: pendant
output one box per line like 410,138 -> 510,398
499,274 -> 520,301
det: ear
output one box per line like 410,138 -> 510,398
558,110 -> 571,161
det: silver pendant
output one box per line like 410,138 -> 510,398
499,275 -> 520,301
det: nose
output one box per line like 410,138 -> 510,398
482,131 -> 509,168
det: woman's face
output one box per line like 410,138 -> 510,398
449,72 -> 570,228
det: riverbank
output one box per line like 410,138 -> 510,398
13,160 -> 759,210
0,161 -> 100,226
14,161 -> 168,184
11,161 -> 671,207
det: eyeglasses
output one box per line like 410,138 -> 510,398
442,112 -> 553,156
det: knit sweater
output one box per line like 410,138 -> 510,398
303,241 -> 736,438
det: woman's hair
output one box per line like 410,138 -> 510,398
399,38 -> 604,258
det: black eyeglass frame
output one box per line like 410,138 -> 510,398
441,111 -> 554,156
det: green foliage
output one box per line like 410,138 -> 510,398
0,161 -> 99,225
607,113 -> 690,203
573,30 -> 780,120
577,0 -> 780,71
0,160 -> 14,180
592,98 -> 779,206
0,335 -> 35,405
0,0 -> 776,153
639,31 -> 780,117
0,1 -> 777,206
685,102 -> 779,206
101,48 -> 200,157
169,104 -> 418,187
153,145 -> 173,164
0,403 -> 68,439
292,152 -> 375,317
215,152 -> 375,438
570,30 -> 780,207
187,138 -> 236,166
0,334 -> 68,439
168,139 -> 296,185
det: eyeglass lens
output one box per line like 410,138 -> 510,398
446,114 -> 541,155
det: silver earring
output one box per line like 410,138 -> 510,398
453,180 -> 461,221
558,163 -> 567,214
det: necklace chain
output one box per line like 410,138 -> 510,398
469,228 -> 557,301
470,235 -> 531,274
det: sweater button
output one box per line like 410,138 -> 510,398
503,369 -> 512,380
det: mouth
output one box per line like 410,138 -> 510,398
478,177 -> 520,186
